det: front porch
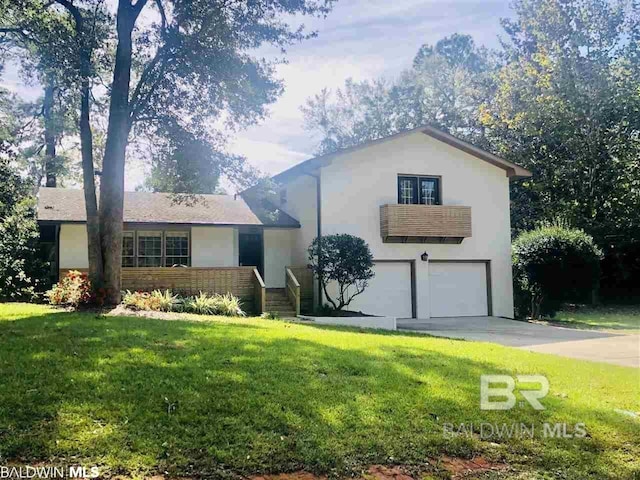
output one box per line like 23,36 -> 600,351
60,265 -> 314,316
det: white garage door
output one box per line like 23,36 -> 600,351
348,262 -> 413,318
429,262 -> 488,317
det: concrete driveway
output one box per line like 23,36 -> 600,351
397,316 -> 640,368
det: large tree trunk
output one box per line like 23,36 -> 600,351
99,3 -> 138,304
62,0 -> 105,290
79,60 -> 103,287
43,77 -> 57,188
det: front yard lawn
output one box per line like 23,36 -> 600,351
550,304 -> 640,332
0,303 -> 638,479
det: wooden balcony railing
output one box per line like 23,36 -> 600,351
380,204 -> 472,243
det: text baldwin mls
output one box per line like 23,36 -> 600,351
0,466 -> 99,479
443,422 -> 587,440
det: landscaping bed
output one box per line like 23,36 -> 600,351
0,303 -> 638,479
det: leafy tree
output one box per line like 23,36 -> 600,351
308,234 -> 374,311
302,34 -> 495,155
0,2 -> 102,188
0,158 -> 47,300
4,0 -> 336,303
481,0 -> 640,246
512,223 -> 603,319
141,121 -> 260,195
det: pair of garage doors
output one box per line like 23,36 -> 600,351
348,260 -> 489,318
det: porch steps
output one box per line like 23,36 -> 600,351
265,288 -> 297,318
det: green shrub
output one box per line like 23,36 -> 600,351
215,292 -> 245,317
47,270 -> 92,307
512,225 -> 603,319
121,290 -> 245,317
183,292 -> 245,316
123,289 -> 180,312
184,292 -> 218,315
152,289 -> 181,312
0,160 -> 48,300
308,234 -> 374,311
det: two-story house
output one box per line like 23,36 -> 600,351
37,125 -> 531,319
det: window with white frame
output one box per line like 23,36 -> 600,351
137,231 -> 163,267
122,232 -> 135,267
165,231 -> 189,266
122,230 -> 191,267
397,175 -> 441,205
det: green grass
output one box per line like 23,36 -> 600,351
0,303 -> 638,479
550,305 -> 640,332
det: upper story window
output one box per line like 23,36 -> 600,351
397,175 -> 441,205
122,230 -> 190,267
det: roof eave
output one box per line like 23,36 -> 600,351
37,219 -> 266,227
265,125 -> 533,186
420,128 -> 532,180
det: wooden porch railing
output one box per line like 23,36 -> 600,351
252,268 -> 266,314
286,266 -> 314,313
285,268 -> 301,316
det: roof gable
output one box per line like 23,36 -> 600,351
271,125 -> 532,185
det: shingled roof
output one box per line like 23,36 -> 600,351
37,187 -> 268,226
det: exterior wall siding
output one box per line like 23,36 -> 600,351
59,225 -> 240,269
263,229 -> 294,288
319,132 -> 514,318
191,226 -> 238,267
59,224 -> 89,269
278,175 -> 317,265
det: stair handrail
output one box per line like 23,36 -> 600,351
285,267 -> 301,316
253,268 -> 266,314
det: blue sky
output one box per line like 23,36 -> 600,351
1,0 -> 513,190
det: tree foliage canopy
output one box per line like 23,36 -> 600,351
0,158 -> 47,300
2,0 -> 337,302
308,234 -> 374,312
302,0 -> 640,264
302,33 -> 493,155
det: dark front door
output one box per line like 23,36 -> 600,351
239,232 -> 263,276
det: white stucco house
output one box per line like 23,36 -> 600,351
37,125 -> 531,319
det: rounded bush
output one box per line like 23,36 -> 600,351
512,225 -> 603,319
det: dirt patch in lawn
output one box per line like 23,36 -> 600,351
438,456 -> 508,478
249,457 -> 508,480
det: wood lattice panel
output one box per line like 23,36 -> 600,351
59,267 -> 256,309
380,204 -> 472,242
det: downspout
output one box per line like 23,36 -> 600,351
55,223 -> 61,282
305,172 -> 322,310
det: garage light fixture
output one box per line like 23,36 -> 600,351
421,251 -> 429,262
